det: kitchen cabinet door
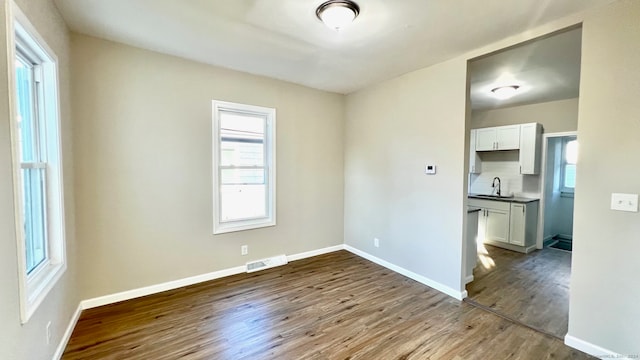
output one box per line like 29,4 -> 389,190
519,123 -> 542,174
475,128 -> 497,151
496,125 -> 521,150
509,203 -> 526,246
485,208 -> 510,243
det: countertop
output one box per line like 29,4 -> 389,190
468,194 -> 539,204
467,207 -> 482,213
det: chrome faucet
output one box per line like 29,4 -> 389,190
491,177 -> 501,196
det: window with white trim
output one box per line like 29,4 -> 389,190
561,137 -> 578,193
212,101 -> 276,234
9,6 -> 66,323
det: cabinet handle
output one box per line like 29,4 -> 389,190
522,206 -> 525,214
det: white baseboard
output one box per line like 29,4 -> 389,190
287,244 -> 344,262
465,275 -> 474,284
81,244 -> 345,310
344,245 -> 467,300
565,334 -> 631,359
53,303 -> 82,360
80,265 -> 247,309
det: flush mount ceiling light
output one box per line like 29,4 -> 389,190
316,0 -> 360,31
491,85 -> 520,100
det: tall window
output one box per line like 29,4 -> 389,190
212,101 -> 276,234
10,6 -> 66,323
561,137 -> 578,193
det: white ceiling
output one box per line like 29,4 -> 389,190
54,0 -> 613,95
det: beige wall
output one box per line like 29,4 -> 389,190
345,59 -> 468,295
472,98 -> 579,133
71,34 -> 345,299
569,0 -> 640,354
0,0 -> 78,359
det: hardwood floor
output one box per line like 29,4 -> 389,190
466,244 -> 572,339
63,251 -> 590,359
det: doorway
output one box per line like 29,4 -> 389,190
538,133 -> 577,252
464,26 -> 582,339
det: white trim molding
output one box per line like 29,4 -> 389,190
565,334 -> 635,359
344,245 -> 467,300
80,265 -> 246,310
53,304 -> 82,360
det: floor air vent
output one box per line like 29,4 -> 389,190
246,254 -> 288,273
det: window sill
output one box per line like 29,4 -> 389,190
214,219 -> 276,235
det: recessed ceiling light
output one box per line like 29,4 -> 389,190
491,85 -> 520,100
316,0 -> 360,31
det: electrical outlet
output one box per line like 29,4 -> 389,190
46,321 -> 52,345
241,245 -> 248,256
374,238 -> 380,248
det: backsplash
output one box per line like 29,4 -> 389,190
469,151 -> 541,197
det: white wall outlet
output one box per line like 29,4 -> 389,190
374,238 -> 380,248
611,193 -> 639,212
425,164 -> 436,175
241,245 -> 248,256
46,321 -> 52,345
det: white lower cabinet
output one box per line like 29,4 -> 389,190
469,198 -> 539,253
485,208 -> 510,243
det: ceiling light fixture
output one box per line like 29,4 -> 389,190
316,0 -> 360,31
491,85 -> 520,100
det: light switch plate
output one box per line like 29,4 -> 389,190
610,193 -> 639,212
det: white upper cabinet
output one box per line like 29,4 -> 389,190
469,129 -> 482,174
475,128 -> 498,151
496,125 -> 521,150
519,123 -> 542,175
475,125 -> 521,151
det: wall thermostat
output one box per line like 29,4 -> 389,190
425,165 -> 437,175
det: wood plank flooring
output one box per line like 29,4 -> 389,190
466,244 -> 572,339
63,250 -> 590,359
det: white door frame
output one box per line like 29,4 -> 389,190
536,131 -> 578,249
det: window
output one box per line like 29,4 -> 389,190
561,137 -> 578,193
212,101 -> 276,234
9,5 -> 66,323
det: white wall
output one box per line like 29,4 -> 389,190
569,0 -> 640,354
71,34 -> 345,299
0,0 -> 78,359
344,59 -> 468,296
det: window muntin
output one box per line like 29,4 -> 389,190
10,6 -> 66,323
213,101 -> 275,234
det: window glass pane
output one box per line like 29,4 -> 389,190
15,56 -> 37,162
220,168 -> 265,185
21,168 -> 47,273
220,111 -> 265,167
564,164 -> 576,189
220,184 -> 266,222
565,140 -> 578,164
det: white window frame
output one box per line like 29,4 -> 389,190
560,136 -> 577,195
7,1 -> 67,323
212,100 -> 276,234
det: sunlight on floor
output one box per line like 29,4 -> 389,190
477,241 -> 496,270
